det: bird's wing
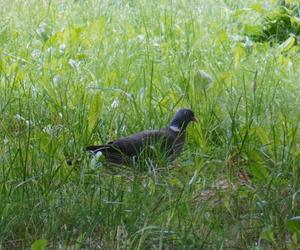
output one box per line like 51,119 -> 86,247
110,129 -> 176,157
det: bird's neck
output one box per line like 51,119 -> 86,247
169,125 -> 183,133
170,117 -> 189,132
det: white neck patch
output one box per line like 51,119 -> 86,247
170,125 -> 180,132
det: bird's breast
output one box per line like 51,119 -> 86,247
173,131 -> 186,156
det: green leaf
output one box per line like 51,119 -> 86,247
75,233 -> 85,250
232,9 -> 248,18
76,53 -> 88,60
278,36 -> 296,52
88,94 -> 103,131
291,16 -> 300,28
256,127 -> 270,146
194,70 -> 213,89
251,3 -> 266,14
0,58 -> 4,72
218,30 -> 229,42
89,16 -> 106,33
286,216 -> 300,233
260,225 -> 275,242
234,43 -> 246,67
45,31 -> 63,47
31,239 -> 48,250
243,24 -> 264,37
255,126 -> 274,159
249,164 -> 269,181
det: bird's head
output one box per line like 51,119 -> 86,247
169,108 -> 197,132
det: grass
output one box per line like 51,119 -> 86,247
1,0 -> 300,248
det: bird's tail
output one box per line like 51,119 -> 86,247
86,145 -> 111,154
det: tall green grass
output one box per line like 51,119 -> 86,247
1,0 -> 300,248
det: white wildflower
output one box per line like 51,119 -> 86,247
137,34 -> 145,42
31,86 -> 37,99
31,49 -> 41,58
25,120 -> 33,126
229,35 -> 244,42
199,70 -> 213,83
59,44 -> 66,53
15,114 -> 25,121
151,37 -> 160,47
43,124 -> 53,135
68,59 -> 80,70
4,137 -> 9,145
15,114 -> 32,126
43,124 -> 64,136
47,47 -> 55,54
36,23 -> 47,35
111,99 -> 119,108
243,37 -> 254,48
194,70 -> 213,90
53,75 -> 62,86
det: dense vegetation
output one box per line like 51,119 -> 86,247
243,1 -> 300,46
1,0 -> 300,249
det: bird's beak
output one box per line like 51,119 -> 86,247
191,116 -> 198,122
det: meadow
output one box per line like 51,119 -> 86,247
1,0 -> 300,249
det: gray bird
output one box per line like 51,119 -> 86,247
86,108 -> 197,165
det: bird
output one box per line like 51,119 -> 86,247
86,108 -> 197,166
